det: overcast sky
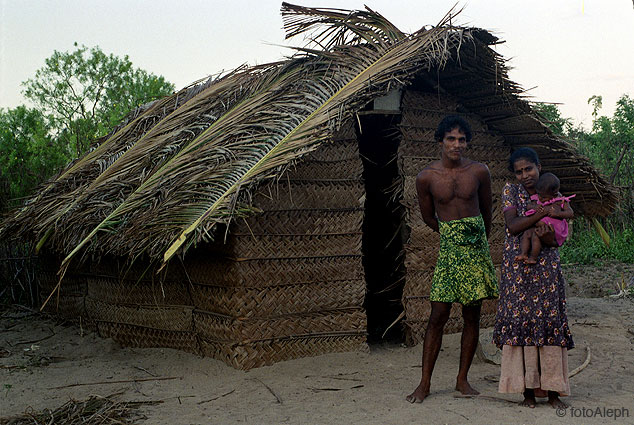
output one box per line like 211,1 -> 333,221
1,0 -> 633,128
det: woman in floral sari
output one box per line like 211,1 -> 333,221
493,147 -> 574,408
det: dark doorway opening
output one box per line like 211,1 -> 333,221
357,113 -> 406,343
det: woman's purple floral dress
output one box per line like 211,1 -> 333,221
493,183 -> 574,349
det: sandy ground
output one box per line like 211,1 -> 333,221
1,263 -> 634,424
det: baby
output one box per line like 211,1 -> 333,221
515,173 -> 574,264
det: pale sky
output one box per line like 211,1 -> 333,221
1,0 -> 633,129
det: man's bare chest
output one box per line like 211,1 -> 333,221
429,173 -> 479,203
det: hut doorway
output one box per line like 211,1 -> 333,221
357,113 -> 406,343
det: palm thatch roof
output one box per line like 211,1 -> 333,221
1,3 -> 618,272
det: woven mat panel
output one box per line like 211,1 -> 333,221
300,139 -> 359,161
193,308 -> 366,342
467,103 -> 526,120
401,111 -> 456,129
481,298 -> 498,315
399,128 -> 436,145
199,334 -> 367,370
460,144 -> 509,162
190,279 -> 365,316
404,245 -> 439,271
230,208 -> 363,235
400,108 -> 487,132
86,276 -> 192,306
185,255 -> 364,287
284,157 -> 363,180
331,119 -> 357,141
85,298 -> 194,332
252,180 -> 364,210
96,322 -> 200,355
38,269 -> 86,296
87,259 -> 186,282
40,294 -> 86,318
401,90 -> 460,111
486,114 -> 545,135
399,154 -> 437,176
206,233 -> 362,259
402,267 -> 435,298
38,268 -> 87,317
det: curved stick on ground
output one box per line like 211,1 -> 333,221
569,345 -> 591,378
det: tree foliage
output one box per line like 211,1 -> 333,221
22,43 -> 174,157
0,44 -> 174,208
0,106 -> 68,209
533,102 -> 571,136
578,94 -> 634,187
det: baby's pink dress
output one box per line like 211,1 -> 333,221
525,194 -> 573,246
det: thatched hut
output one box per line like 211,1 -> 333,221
1,4 -> 617,369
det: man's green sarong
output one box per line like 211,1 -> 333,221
429,215 -> 498,306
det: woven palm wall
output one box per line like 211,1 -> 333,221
399,90 -> 510,345
187,120 -> 367,369
38,254 -> 201,355
39,121 -> 366,370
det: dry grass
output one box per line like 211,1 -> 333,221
0,393 -> 161,425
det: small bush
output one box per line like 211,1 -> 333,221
560,220 -> 634,264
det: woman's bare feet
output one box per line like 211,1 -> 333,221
514,254 -> 528,263
406,383 -> 430,403
548,391 -> 568,409
519,389 -> 536,408
455,379 -> 479,395
525,257 -> 538,264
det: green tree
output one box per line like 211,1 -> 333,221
533,102 -> 571,136
22,43 -> 174,157
578,94 -> 634,187
0,106 -> 68,207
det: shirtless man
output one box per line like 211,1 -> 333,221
406,115 -> 498,403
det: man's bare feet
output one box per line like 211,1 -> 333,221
514,254 -> 528,263
519,389 -> 536,408
525,257 -> 538,264
406,383 -> 430,403
548,391 -> 568,409
455,379 -> 479,395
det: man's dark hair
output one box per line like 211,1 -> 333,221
434,115 -> 472,143
535,172 -> 560,195
508,147 -> 540,172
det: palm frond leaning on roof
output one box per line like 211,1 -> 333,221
45,4 -> 471,272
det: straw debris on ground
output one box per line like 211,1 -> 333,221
0,394 -> 161,425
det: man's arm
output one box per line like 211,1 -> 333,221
416,169 -> 439,233
476,163 -> 493,238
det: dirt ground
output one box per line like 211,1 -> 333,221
1,262 -> 634,424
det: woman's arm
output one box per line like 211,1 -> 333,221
546,201 -> 574,220
503,206 -> 547,235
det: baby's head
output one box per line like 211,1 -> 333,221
535,172 -> 560,202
